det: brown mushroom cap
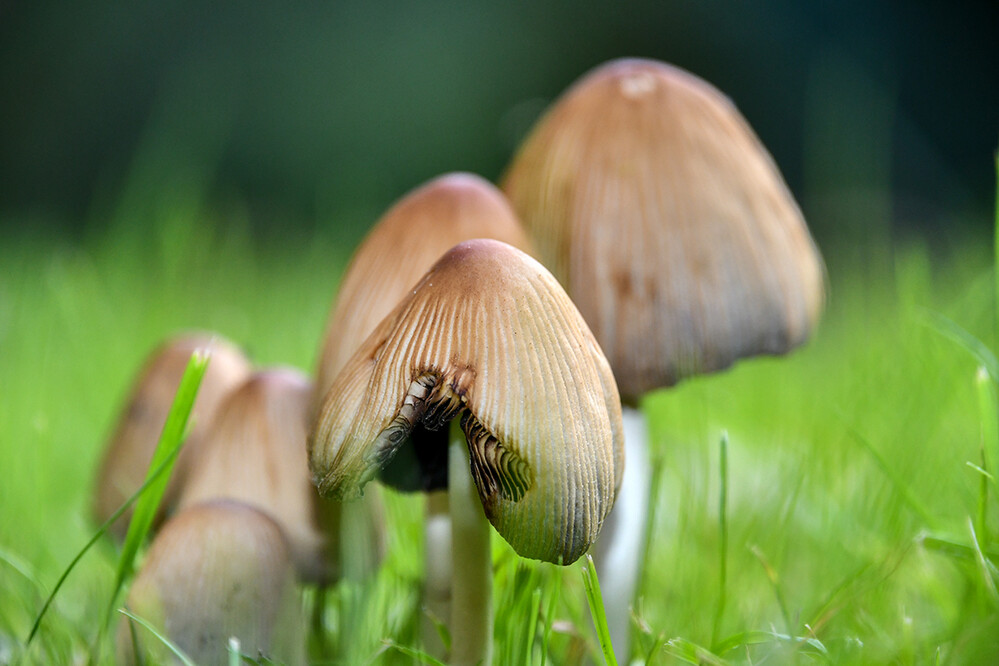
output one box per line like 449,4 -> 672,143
118,500 -> 303,666
314,172 -> 532,410
93,333 -> 252,538
172,368 -> 344,583
310,239 -> 623,564
502,58 -> 825,403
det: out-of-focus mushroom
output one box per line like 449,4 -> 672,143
172,368 -> 355,584
314,171 -> 532,407
502,57 -> 825,662
310,239 -> 623,666
311,171 -> 532,651
93,333 -> 252,540
117,500 -> 304,666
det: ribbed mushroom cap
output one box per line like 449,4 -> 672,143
117,500 -> 304,666
502,58 -> 825,403
173,368 -> 346,584
314,172 -> 532,409
310,239 -> 623,565
93,333 -> 252,538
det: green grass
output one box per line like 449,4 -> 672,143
1,200 -> 998,663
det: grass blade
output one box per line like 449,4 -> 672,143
539,565 -> 560,666
381,640 -> 449,665
25,448 -> 182,646
711,432 -> 729,648
525,587 -> 542,665
228,637 -> 242,666
107,350 -> 209,620
993,150 -> 998,337
662,637 -> 728,665
920,309 -> 999,384
966,517 -> 999,608
748,544 -> 792,636
581,553 -> 618,666
977,367 -> 999,493
25,345 -> 208,650
842,419 -> 938,528
118,608 -> 197,666
921,532 -> 999,562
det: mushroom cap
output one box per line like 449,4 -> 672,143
93,333 -> 252,538
173,368 -> 348,584
310,239 -> 623,565
502,58 -> 825,403
313,172 -> 532,410
117,500 -> 304,666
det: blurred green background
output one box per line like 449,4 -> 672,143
2,4 -> 999,662
1,0 -> 996,248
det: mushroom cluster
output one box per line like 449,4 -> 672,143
95,336 -> 379,664
95,55 -> 823,666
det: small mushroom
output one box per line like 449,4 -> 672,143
502,57 -> 825,662
310,239 -> 623,666
172,368 -> 349,584
117,500 -> 304,666
92,333 -> 252,539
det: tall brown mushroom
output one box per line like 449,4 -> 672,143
310,239 -> 623,666
502,57 -> 825,662
117,500 -> 304,666
92,333 -> 251,539
312,171 -> 532,651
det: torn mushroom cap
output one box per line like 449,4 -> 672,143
118,500 -> 304,666
174,368 -> 352,585
93,333 -> 252,539
313,172 -> 532,411
310,238 -> 623,565
502,58 -> 825,403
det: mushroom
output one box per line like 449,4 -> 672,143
310,239 -> 623,666
502,57 -> 825,662
314,171 -> 532,404
92,333 -> 252,540
311,171 -> 532,649
117,500 -> 304,666
172,368 -> 351,584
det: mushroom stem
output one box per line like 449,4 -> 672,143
422,490 -> 452,659
448,417 -> 493,666
592,405 -> 650,665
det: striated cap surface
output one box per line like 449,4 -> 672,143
118,500 -> 303,666
503,58 -> 825,402
310,239 -> 622,564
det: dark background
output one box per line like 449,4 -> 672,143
1,1 -> 996,246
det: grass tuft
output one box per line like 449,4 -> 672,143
581,554 -> 617,666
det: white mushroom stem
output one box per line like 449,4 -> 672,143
592,405 -> 650,665
422,490 -> 452,659
449,418 -> 493,666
